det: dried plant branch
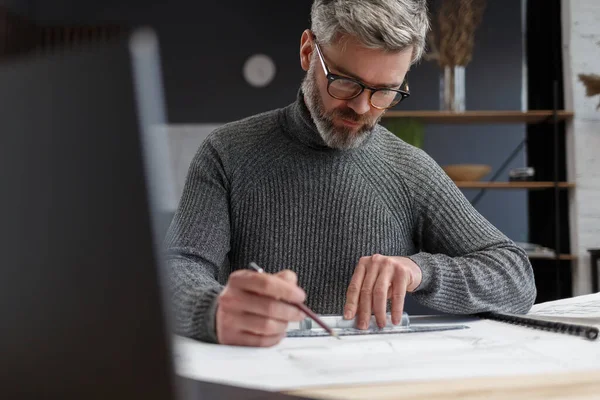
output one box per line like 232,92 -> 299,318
423,31 -> 440,62
426,0 -> 486,67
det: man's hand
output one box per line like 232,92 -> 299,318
344,255 -> 422,329
216,269 -> 306,347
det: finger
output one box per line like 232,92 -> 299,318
219,287 -> 305,322
356,258 -> 381,330
391,269 -> 408,325
216,305 -> 287,347
344,258 -> 368,319
373,263 -> 394,328
237,312 -> 289,336
229,331 -> 286,348
217,312 -> 286,347
275,269 -> 298,285
228,270 -> 306,303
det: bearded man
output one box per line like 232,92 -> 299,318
164,0 -> 536,347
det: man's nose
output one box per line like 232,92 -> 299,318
346,91 -> 371,115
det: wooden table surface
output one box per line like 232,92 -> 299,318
286,369 -> 600,400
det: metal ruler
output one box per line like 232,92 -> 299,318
286,312 -> 469,337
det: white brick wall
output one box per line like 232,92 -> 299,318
562,0 -> 600,295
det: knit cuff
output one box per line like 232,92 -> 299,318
192,286 -> 223,343
406,252 -> 435,293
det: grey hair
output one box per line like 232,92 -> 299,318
310,0 -> 430,64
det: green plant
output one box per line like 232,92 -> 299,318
381,117 -> 425,149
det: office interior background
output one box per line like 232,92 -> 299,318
1,0 -> 598,304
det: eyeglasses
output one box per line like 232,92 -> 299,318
312,35 -> 410,110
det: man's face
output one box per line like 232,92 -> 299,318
300,31 -> 413,150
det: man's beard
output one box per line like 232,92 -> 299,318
301,59 -> 381,150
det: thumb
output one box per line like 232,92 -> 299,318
275,269 -> 298,285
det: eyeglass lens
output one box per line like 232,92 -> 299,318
328,78 -> 404,109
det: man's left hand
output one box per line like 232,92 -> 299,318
343,255 -> 422,329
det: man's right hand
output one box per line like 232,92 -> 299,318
216,269 -> 307,347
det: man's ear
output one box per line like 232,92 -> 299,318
300,29 -> 313,72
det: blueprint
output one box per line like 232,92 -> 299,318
173,293 -> 600,392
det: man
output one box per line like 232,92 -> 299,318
164,0 -> 536,347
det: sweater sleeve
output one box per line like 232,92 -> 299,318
404,149 -> 536,315
163,134 -> 230,343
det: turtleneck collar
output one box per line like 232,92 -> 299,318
282,89 -> 375,151
282,89 -> 330,150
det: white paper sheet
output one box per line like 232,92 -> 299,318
529,292 -> 600,318
173,293 -> 600,391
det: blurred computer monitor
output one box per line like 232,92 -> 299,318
0,25 -> 321,400
0,27 -> 180,400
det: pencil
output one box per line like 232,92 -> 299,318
248,262 -> 340,340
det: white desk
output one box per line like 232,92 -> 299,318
288,369 -> 600,400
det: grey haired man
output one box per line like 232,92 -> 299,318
165,0 -> 536,347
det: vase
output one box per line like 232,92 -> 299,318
440,65 -> 466,112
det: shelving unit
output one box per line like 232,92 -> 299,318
383,110 -> 574,124
453,182 -> 574,189
529,254 -> 576,261
382,107 -> 575,298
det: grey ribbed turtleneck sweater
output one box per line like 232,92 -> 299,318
164,90 -> 536,343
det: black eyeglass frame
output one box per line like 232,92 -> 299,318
311,34 -> 410,110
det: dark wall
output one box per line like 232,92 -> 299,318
415,0 -> 528,243
0,0 -> 31,14
21,0 -> 528,243
27,0 -> 311,122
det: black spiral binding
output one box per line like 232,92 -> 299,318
475,312 -> 599,341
